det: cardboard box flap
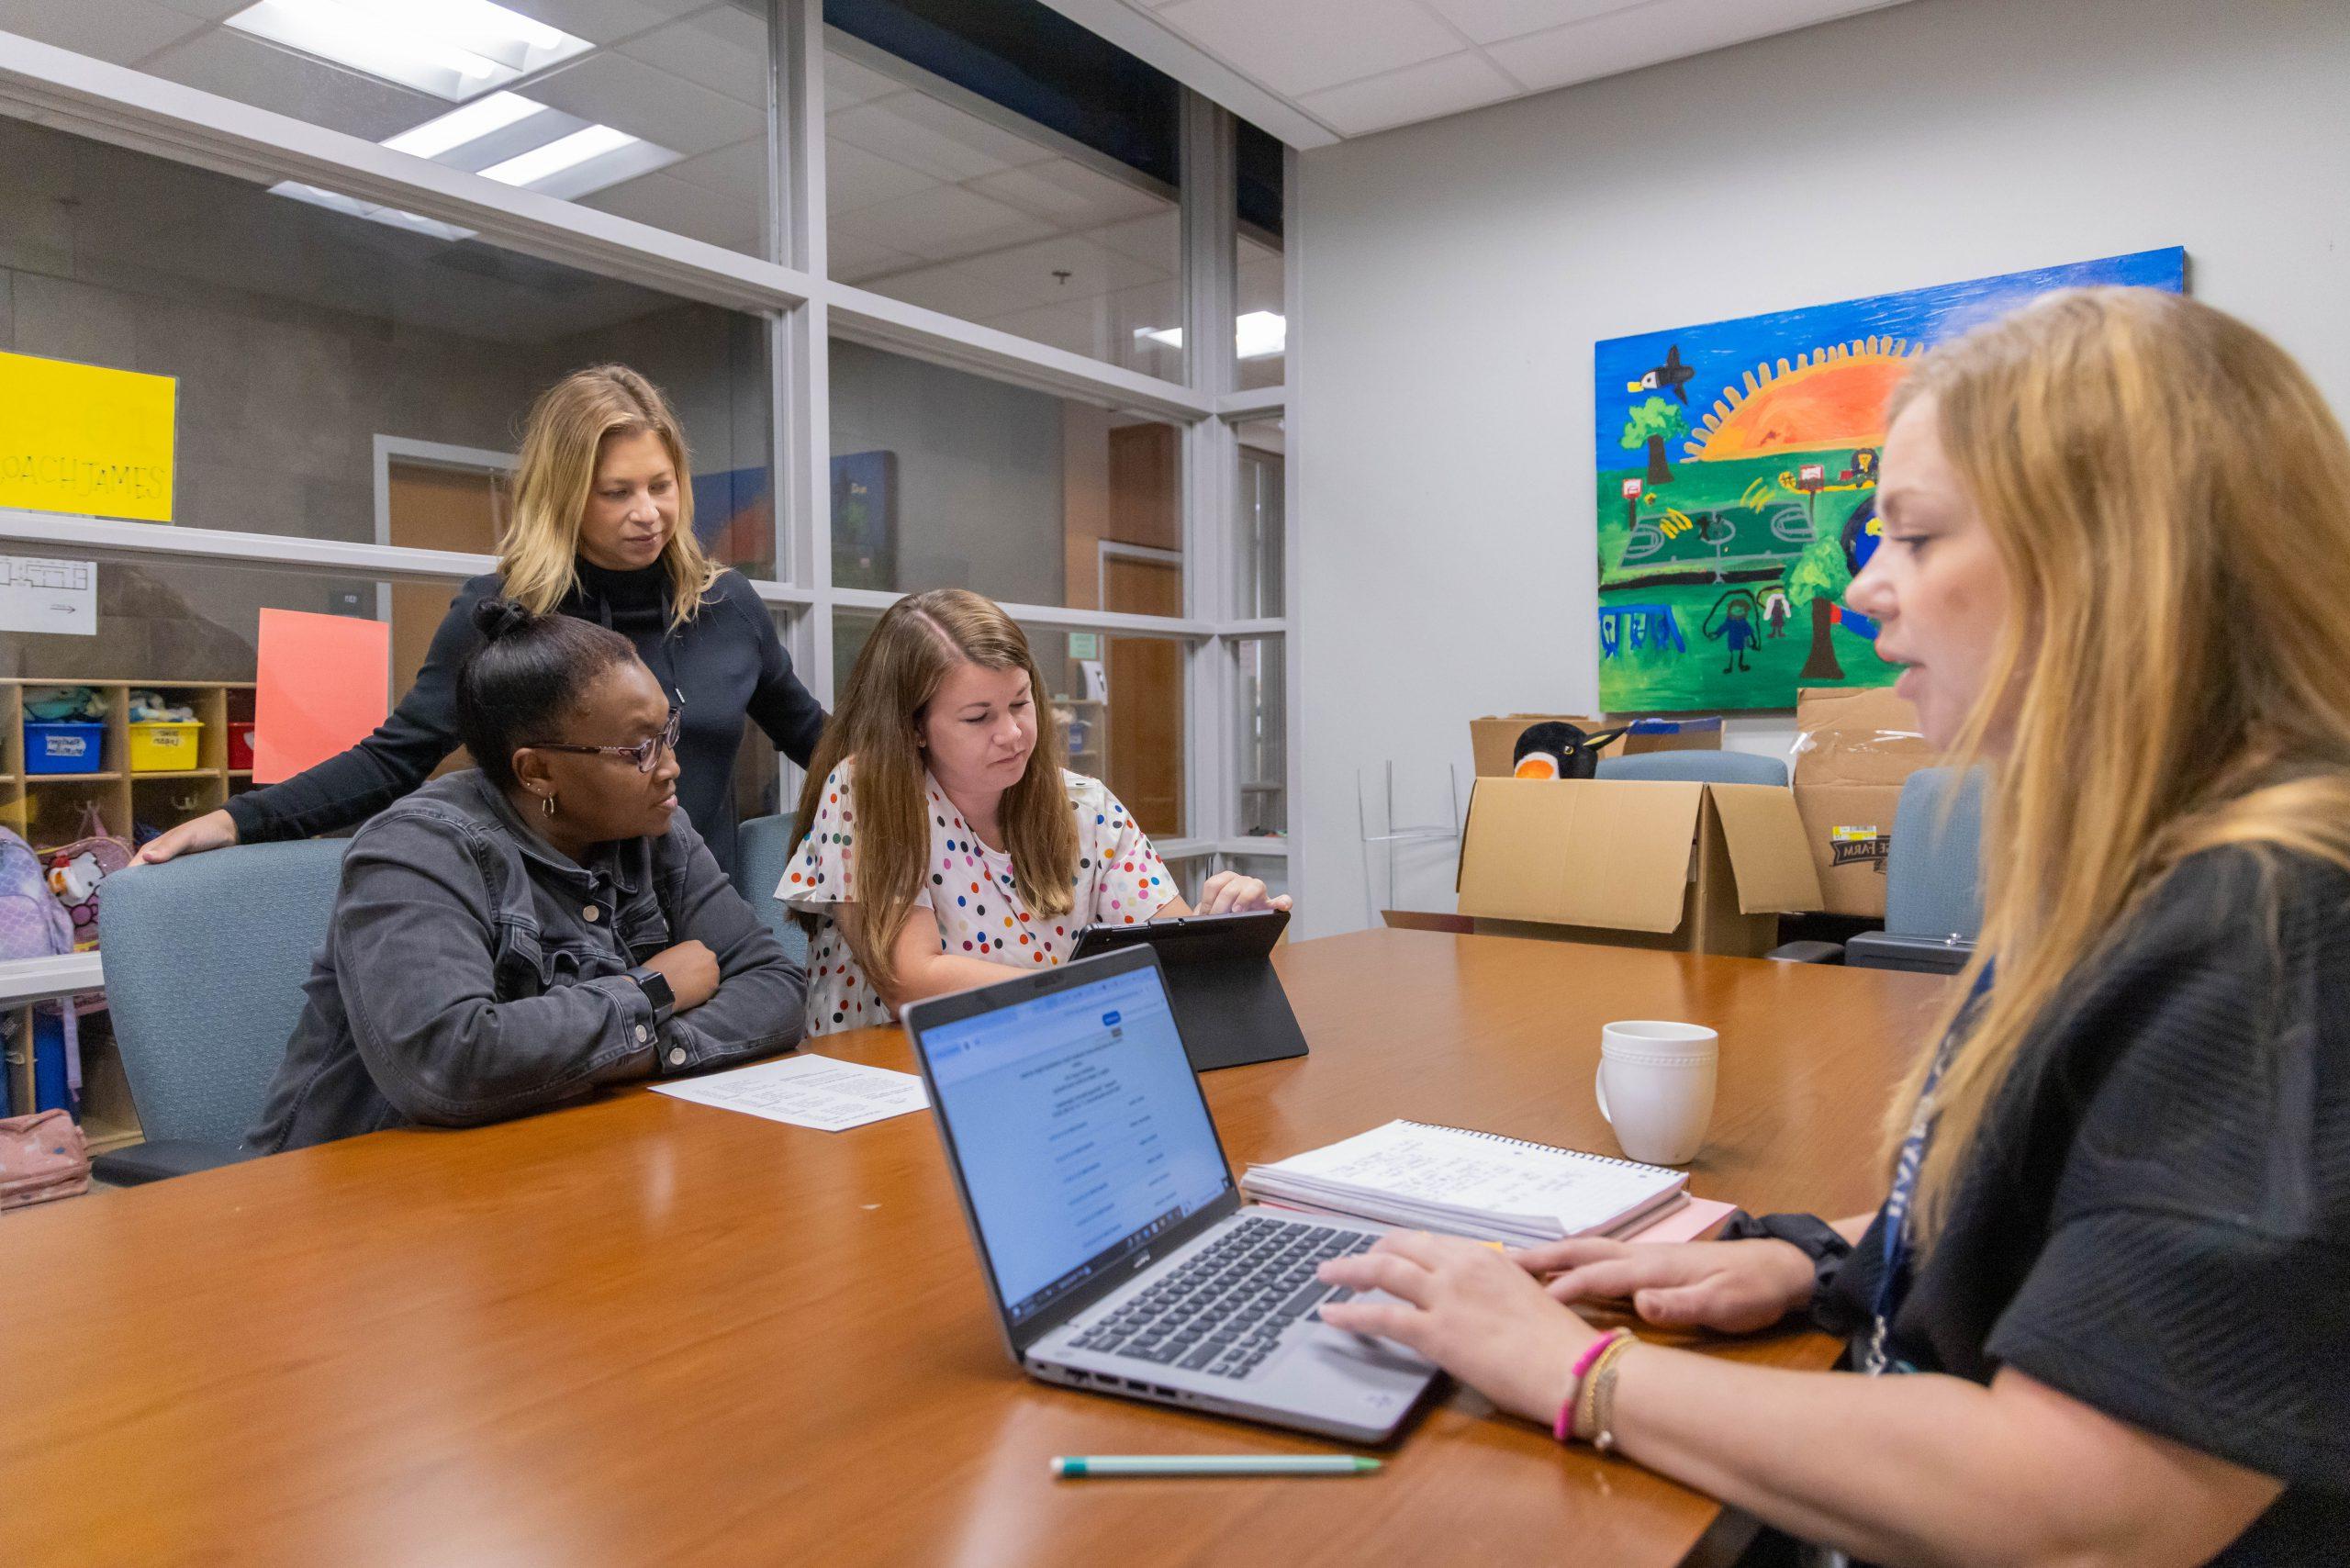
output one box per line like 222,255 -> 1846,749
1790,686 -> 1933,789
1458,778 -> 1701,934
1707,783 -> 1828,913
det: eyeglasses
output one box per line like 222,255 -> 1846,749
528,704 -> 681,773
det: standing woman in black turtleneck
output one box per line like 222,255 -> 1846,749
131,364 -> 824,878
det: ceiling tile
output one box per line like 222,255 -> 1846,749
138,28 -> 438,140
578,170 -> 758,252
617,6 -> 771,108
855,260 -> 1030,323
954,231 -> 1170,311
529,50 -> 763,156
1487,0 -> 1865,92
1091,208 -> 1181,268
830,184 -> 1055,263
966,157 -> 1170,231
1154,0 -> 1460,97
661,136 -> 766,205
496,0 -> 682,47
823,136 -> 944,216
1296,50 -> 1519,136
829,92 -> 1057,184
826,230 -> 921,286
822,50 -> 905,110
1414,0 -> 1645,46
0,0 -> 205,64
1237,250 -> 1284,315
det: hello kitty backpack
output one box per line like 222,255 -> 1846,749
0,824 -> 80,1095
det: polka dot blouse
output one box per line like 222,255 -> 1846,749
778,758 -> 1173,1036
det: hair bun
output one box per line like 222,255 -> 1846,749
472,597 -> 537,643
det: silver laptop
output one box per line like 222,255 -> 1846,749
902,946 -> 1440,1444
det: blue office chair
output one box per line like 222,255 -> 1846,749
94,840 -> 350,1184
732,812 -> 809,969
1596,750 -> 1789,788
1774,766 -> 1987,974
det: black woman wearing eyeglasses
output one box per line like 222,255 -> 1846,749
245,598 -> 807,1152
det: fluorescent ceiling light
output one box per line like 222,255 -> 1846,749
477,124 -> 637,188
1133,312 -> 1289,359
269,181 -> 477,241
1236,310 -> 1287,360
225,0 -> 588,101
383,91 -> 543,159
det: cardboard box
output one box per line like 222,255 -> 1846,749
1455,778 -> 1823,958
1470,714 -> 1723,778
1788,687 -> 1936,916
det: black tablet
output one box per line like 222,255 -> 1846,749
1067,908 -> 1309,1072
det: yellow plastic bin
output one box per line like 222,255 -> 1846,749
128,720 -> 204,772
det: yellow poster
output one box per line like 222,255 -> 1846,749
0,350 -> 177,522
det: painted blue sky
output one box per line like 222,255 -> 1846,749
1593,247 -> 2186,463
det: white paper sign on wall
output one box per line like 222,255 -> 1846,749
0,554 -> 97,636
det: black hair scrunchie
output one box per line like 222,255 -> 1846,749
472,597 -> 536,643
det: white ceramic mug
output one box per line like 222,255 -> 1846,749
1595,1020 -> 1719,1166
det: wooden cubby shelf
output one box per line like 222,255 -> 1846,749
0,678 -> 256,849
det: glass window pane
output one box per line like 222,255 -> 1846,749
1,1 -> 773,257
1232,636 -> 1285,839
824,3 -> 1182,377
0,118 -> 775,578
833,609 -> 1188,840
830,342 -> 1181,608
1234,419 -> 1285,621
1236,118 -> 1285,391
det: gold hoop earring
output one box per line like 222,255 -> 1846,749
542,792 -> 558,818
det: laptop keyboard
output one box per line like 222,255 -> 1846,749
1069,1216 -> 1375,1380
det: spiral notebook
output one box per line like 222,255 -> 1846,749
1238,1119 -> 1690,1246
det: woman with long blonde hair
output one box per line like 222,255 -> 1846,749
778,588 -> 1287,1035
134,364 -> 823,876
1314,291 -> 2348,1566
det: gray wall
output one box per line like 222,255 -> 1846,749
1292,0 -> 2350,936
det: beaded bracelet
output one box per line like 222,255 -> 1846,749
1553,1328 -> 1630,1443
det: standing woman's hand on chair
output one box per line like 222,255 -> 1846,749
129,809 -> 239,867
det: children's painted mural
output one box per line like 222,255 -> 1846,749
1594,248 -> 2185,712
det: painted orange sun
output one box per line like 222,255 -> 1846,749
1684,337 -> 1924,461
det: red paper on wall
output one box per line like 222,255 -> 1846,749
252,610 -> 390,784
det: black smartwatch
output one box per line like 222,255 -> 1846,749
628,964 -> 676,1030
1721,1210 -> 1853,1316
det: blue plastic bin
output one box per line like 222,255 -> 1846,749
25,722 -> 105,773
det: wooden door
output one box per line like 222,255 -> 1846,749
1102,553 -> 1183,837
386,462 -> 507,773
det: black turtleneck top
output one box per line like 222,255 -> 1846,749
224,563 -> 825,876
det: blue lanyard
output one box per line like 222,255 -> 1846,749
1865,962 -> 1994,1375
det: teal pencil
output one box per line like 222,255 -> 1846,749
1051,1454 -> 1380,1478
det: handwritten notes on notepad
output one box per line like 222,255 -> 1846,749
653,1054 -> 928,1132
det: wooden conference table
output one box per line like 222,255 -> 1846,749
0,931 -> 1948,1568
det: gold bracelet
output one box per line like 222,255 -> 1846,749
1588,1339 -> 1639,1453
1572,1334 -> 1639,1446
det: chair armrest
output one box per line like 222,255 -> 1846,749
1843,932 -> 1975,975
91,1139 -> 259,1186
1766,940 -> 1846,964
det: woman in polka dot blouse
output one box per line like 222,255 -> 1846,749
777,589 -> 1289,1036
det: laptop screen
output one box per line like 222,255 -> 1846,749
919,962 -> 1236,1328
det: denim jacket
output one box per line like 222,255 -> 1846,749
247,770 -> 806,1151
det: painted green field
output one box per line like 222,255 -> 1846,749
1595,453 -> 1897,713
